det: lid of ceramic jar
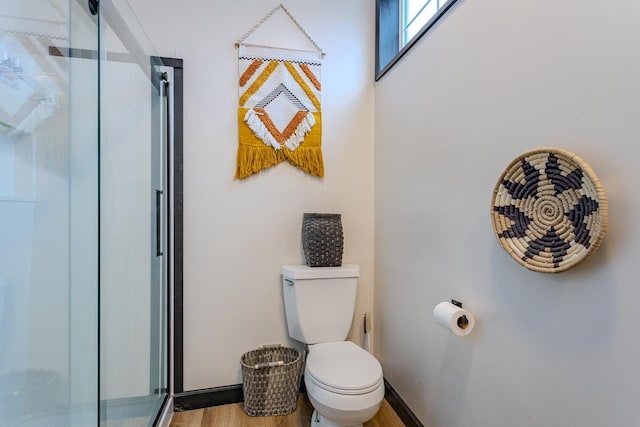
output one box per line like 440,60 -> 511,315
306,341 -> 383,394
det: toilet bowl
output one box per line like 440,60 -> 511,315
281,264 -> 384,426
305,341 -> 384,427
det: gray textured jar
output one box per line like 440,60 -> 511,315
301,213 -> 344,267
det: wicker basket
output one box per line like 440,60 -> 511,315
240,345 -> 303,417
491,147 -> 608,273
302,213 -> 344,267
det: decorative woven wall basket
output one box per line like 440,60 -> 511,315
491,147 -> 608,273
302,213 -> 344,267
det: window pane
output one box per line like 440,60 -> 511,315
404,0 -> 438,44
377,0 -> 459,80
405,0 -> 428,22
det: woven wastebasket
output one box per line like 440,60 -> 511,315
240,345 -> 303,417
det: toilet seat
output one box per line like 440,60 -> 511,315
307,370 -> 384,396
306,341 -> 383,396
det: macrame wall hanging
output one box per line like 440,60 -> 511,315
491,147 -> 608,273
235,4 -> 325,179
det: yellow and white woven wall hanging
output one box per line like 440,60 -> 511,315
235,4 -> 324,179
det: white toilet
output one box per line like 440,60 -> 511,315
282,264 -> 384,427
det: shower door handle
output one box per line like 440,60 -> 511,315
156,189 -> 163,257
156,72 -> 169,258
161,73 -> 171,151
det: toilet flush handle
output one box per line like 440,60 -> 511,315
284,278 -> 295,286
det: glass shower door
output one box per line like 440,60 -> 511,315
98,0 -> 168,425
0,1 -> 168,426
0,0 -> 99,426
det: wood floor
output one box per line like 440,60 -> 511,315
170,394 -> 405,427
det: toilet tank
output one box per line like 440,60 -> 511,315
282,264 -> 360,345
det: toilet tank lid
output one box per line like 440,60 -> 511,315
281,264 -> 360,280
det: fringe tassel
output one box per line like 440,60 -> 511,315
244,109 -> 281,150
244,109 -> 316,151
284,112 -> 315,151
235,144 -> 324,179
235,143 -> 286,179
285,144 -> 324,178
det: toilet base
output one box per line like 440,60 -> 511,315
311,409 -> 363,427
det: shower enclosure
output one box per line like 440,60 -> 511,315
0,0 -> 176,425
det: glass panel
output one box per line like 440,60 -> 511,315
403,0 -> 440,45
98,0 -> 167,425
0,1 -> 167,425
405,0 -> 428,23
0,1 -> 99,426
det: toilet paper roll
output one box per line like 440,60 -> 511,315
433,302 -> 475,336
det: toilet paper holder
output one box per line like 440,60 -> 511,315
450,299 -> 469,329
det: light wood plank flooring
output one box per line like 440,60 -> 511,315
171,394 -> 405,427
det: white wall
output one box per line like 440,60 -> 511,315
375,0 -> 640,426
129,0 -> 375,390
